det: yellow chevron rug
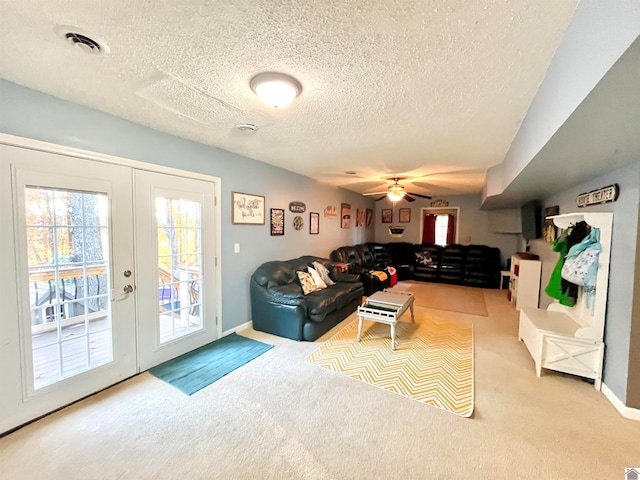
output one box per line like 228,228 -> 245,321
306,313 -> 474,417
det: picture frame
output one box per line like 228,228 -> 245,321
309,212 -> 319,234
381,209 -> 392,223
270,208 -> 284,236
341,203 -> 351,229
399,208 -> 411,223
232,192 -> 265,225
365,208 -> 373,229
356,208 -> 364,227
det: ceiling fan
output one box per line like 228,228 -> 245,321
362,178 -> 432,202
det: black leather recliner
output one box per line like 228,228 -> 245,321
438,244 -> 466,284
413,244 -> 442,281
330,245 -> 391,295
464,245 -> 501,288
384,242 -> 415,280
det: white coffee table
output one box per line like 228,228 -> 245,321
356,290 -> 415,350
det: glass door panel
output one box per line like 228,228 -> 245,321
25,187 -> 112,390
155,197 -> 203,343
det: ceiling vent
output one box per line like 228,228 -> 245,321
65,32 -> 102,53
235,123 -> 259,132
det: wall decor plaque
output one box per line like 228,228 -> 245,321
309,212 -> 319,234
399,208 -> 411,223
270,208 -> 285,236
293,215 -> 304,230
341,203 -> 351,229
365,208 -> 373,229
324,205 -> 337,218
289,201 -> 306,213
232,191 -> 265,225
577,184 -> 619,208
430,199 -> 449,207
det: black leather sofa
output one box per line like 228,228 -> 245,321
330,242 -> 501,293
250,256 -> 364,341
329,243 -> 391,295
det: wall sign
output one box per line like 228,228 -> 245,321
324,205 -> 337,218
577,184 -> 619,208
430,199 -> 449,207
289,201 -> 306,213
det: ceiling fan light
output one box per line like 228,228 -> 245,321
250,72 -> 301,109
387,184 -> 406,202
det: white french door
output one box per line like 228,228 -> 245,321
0,142 -> 220,434
134,170 -> 218,370
1,146 -> 137,432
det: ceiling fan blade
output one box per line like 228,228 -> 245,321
403,195 -> 416,202
407,192 -> 432,199
375,195 -> 387,201
362,191 -> 389,196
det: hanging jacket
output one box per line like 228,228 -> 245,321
545,234 -> 574,306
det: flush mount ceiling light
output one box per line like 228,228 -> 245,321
250,72 -> 302,109
387,184 -> 406,202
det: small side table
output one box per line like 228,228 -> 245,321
333,262 -> 350,273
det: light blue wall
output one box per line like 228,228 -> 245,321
529,161 -> 640,404
374,194 -> 520,267
0,79 -> 375,332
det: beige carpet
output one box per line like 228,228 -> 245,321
306,314 -> 473,417
393,282 -> 489,316
1,287 -> 639,479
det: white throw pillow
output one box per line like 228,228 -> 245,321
312,261 -> 336,286
307,266 -> 328,290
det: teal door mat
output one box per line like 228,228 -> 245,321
149,333 -> 273,395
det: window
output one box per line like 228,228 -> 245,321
435,215 -> 449,246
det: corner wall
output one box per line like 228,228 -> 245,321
0,79 -> 375,331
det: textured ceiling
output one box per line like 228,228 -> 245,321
0,0 -> 579,196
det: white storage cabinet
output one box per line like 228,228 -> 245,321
509,254 -> 541,310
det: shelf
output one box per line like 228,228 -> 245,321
547,212 -> 612,230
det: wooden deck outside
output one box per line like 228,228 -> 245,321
32,311 -> 202,390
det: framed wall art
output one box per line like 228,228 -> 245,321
365,208 -> 373,229
270,208 -> 284,236
381,209 -> 392,224
399,208 -> 411,223
232,191 -> 265,225
341,203 -> 351,229
310,212 -> 319,234
356,208 -> 364,227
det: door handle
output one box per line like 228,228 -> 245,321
123,285 -> 134,294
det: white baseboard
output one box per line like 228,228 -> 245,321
602,383 -> 640,421
222,321 -> 253,337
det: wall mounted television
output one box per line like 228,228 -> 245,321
521,200 -> 542,240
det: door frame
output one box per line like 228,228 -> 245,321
418,207 -> 460,244
0,133 -> 222,434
